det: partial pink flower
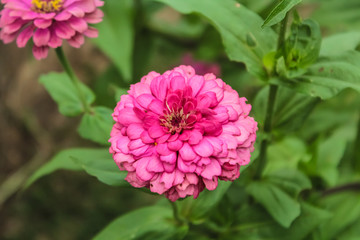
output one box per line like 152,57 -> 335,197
0,0 -> 104,60
182,53 -> 221,76
109,65 -> 257,201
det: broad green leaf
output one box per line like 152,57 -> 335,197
233,202 -> 330,240
253,86 -> 319,131
320,32 -> 360,57
92,0 -> 134,82
94,206 -> 188,240
337,216 -> 360,240
72,153 -> 127,187
271,51 -> 360,99
264,137 -> 310,174
77,106 -> 113,145
317,192 -> 360,240
24,148 -> 109,188
262,0 -> 302,28
316,126 -> 354,186
265,169 -> 312,198
246,181 -> 301,228
154,0 -> 277,79
178,181 -> 232,223
39,72 -> 95,116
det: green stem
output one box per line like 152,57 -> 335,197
168,200 -> 183,225
254,13 -> 289,179
55,47 -> 91,113
254,84 -> 278,179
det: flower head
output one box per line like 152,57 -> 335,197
0,0 -> 104,59
109,65 -> 257,201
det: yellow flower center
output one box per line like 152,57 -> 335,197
31,0 -> 64,13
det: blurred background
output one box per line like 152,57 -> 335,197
1,0 -> 360,239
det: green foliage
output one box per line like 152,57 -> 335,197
39,72 -> 95,116
316,192 -> 360,240
92,0 -> 134,82
272,51 -> 360,99
232,202 -> 331,239
72,152 -> 127,187
262,0 -> 302,28
155,0 -> 277,79
320,31 -> 360,57
254,86 -> 319,130
178,181 -> 232,224
277,17 -> 322,78
77,106 -> 114,146
246,181 -> 301,227
25,148 -> 110,188
94,206 -> 188,240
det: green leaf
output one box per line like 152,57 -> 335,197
233,202 -> 331,240
264,137 -> 310,174
77,106 -> 113,145
178,181 -> 232,224
92,0 -> 134,82
39,72 -> 95,116
72,153 -> 127,187
318,192 -> 360,240
262,0 -> 302,28
253,86 -> 319,131
265,169 -> 312,198
246,181 -> 301,228
154,0 -> 277,80
94,206 -> 188,240
316,126 -> 353,186
24,148 -> 109,188
271,51 -> 360,99
320,31 -> 360,57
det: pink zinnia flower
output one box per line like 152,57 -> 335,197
0,0 -> 104,59
109,65 -> 257,201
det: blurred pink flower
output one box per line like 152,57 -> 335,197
182,53 -> 221,76
109,65 -> 257,201
0,0 -> 104,59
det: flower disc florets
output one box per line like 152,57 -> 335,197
109,65 -> 258,201
0,0 -> 104,59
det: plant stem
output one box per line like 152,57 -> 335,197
254,84 -> 278,179
254,13 -> 289,179
55,47 -> 91,113
168,199 -> 183,225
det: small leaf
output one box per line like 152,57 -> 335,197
271,51 -> 360,99
262,0 -> 302,28
72,153 -> 127,187
155,0 -> 277,80
39,72 -> 95,116
246,181 -> 301,228
178,181 -> 232,223
92,0 -> 134,82
77,106 -> 113,145
24,148 -> 109,188
94,206 -> 188,240
283,18 -> 322,72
